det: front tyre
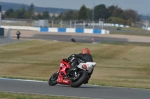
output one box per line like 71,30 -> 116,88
70,70 -> 88,88
48,72 -> 58,86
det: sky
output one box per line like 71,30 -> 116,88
0,0 -> 150,15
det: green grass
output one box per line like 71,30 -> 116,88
0,92 -> 86,99
110,32 -> 150,36
0,40 -> 150,89
110,26 -> 150,36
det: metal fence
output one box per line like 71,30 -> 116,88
49,20 -> 104,29
2,19 -> 138,29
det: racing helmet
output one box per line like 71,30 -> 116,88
82,48 -> 90,54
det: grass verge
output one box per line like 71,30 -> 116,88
0,40 -> 150,89
0,92 -> 86,99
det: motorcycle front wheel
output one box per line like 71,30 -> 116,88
70,70 -> 88,88
48,72 -> 58,86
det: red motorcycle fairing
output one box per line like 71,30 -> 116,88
57,59 -> 71,85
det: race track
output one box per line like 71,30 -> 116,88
1,33 -> 150,99
7,29 -> 150,43
0,78 -> 150,99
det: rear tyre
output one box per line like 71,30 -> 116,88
70,70 -> 88,88
48,72 -> 58,86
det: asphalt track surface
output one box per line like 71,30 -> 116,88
11,33 -> 150,44
21,34 -> 129,43
7,27 -> 150,44
0,78 -> 150,99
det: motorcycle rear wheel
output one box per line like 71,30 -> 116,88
48,72 -> 58,86
70,70 -> 88,88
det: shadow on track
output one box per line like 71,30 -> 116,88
55,84 -> 100,89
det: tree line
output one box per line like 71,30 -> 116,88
59,4 -> 140,26
3,3 -> 140,26
3,4 -> 50,20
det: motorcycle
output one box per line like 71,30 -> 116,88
48,56 -> 96,88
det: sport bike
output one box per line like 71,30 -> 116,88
48,56 -> 96,88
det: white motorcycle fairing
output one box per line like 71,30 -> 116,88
77,62 -> 96,73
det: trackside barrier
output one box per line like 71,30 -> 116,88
93,29 -> 101,34
1,26 -> 110,34
84,29 -> 93,34
66,28 -> 75,33
75,28 -> 84,33
38,27 -> 110,34
142,26 -> 150,31
101,30 -> 106,34
49,28 -> 58,32
106,30 -> 110,34
58,28 -> 66,32
40,27 -> 48,32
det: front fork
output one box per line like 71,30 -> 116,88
57,71 -> 70,85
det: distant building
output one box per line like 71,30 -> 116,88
49,13 -> 60,17
34,12 -> 40,16
2,10 -> 6,14
34,12 -> 60,17
143,20 -> 150,27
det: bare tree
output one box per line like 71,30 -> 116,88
124,9 -> 140,22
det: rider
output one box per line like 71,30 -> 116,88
67,48 -> 93,84
16,31 -> 21,39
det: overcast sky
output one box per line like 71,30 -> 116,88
0,0 -> 149,15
